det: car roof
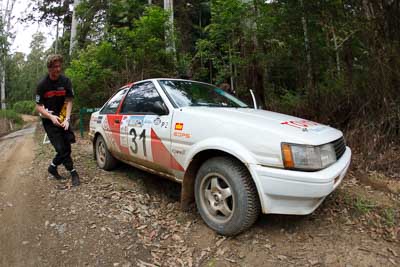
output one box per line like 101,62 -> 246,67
134,78 -> 216,87
119,79 -> 217,93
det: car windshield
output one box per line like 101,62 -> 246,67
158,80 -> 248,108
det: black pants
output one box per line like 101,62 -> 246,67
43,119 -> 75,171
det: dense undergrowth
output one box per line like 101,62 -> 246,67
0,110 -> 23,125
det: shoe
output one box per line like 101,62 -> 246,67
48,165 -> 66,180
71,170 -> 80,186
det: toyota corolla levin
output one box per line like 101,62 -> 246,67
89,79 -> 351,236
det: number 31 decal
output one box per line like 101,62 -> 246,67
129,128 -> 147,157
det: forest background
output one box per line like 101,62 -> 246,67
1,0 -> 399,177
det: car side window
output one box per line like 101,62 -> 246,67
100,88 -> 128,114
120,82 -> 168,115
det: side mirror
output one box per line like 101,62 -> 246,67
153,101 -> 168,116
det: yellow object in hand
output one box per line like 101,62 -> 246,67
59,103 -> 67,123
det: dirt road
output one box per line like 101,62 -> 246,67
0,120 -> 399,267
0,124 -> 40,266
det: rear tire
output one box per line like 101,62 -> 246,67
95,135 -> 117,170
194,157 -> 260,236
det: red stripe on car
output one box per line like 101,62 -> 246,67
151,129 -> 184,171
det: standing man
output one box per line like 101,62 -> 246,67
35,54 -> 80,186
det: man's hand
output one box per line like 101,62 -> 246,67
61,119 -> 69,130
50,114 -> 62,127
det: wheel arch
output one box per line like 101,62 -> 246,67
92,132 -> 103,160
180,148 -> 262,212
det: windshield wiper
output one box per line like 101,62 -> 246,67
191,102 -> 227,107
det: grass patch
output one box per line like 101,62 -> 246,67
342,191 -> 353,207
367,171 -> 387,181
206,258 -> 217,267
353,197 -> 376,215
382,208 -> 396,227
13,100 -> 36,115
0,109 -> 23,125
339,189 -> 378,217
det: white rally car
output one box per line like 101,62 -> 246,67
89,79 -> 351,235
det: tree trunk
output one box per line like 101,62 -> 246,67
343,41 -> 353,95
5,0 -> 16,33
69,0 -> 81,55
55,18 -> 59,54
362,0 -> 373,20
164,0 -> 176,56
54,0 -> 63,54
300,0 -> 319,117
252,59 -> 265,109
300,0 -> 313,94
331,26 -> 341,75
250,1 -> 265,108
1,69 -> 5,110
1,0 -> 16,109
239,0 -> 265,107
228,44 -> 234,93
209,61 -> 212,83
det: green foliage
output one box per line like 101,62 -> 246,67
66,43 -> 114,108
0,18 -> 8,57
66,6 -> 175,109
130,6 -> 175,77
13,101 -> 36,115
280,90 -> 303,112
207,0 -> 246,44
383,208 -> 396,227
0,109 -> 23,125
6,32 -> 48,105
107,0 -> 147,29
6,53 -> 28,103
195,0 -> 247,85
176,53 -> 192,78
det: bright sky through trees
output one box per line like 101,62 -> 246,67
8,0 -> 54,55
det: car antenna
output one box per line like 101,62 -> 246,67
250,89 -> 257,110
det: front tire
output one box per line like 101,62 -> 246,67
194,157 -> 260,236
95,135 -> 117,170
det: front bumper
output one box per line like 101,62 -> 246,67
249,147 -> 351,215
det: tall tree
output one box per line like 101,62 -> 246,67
1,0 -> 16,109
244,0 -> 265,108
26,32 -> 47,86
26,0 -> 73,54
300,0 -> 313,94
6,52 -> 25,103
69,0 -> 80,55
6,32 -> 47,104
164,0 -> 176,56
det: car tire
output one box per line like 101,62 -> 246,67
95,135 -> 117,170
195,156 -> 260,236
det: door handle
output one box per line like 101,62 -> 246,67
114,119 -> 120,124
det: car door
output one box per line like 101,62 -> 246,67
118,81 -> 177,174
99,87 -> 129,155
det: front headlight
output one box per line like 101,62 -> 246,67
281,143 -> 336,171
